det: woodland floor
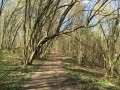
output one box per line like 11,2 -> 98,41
19,53 -> 120,90
19,53 -> 81,90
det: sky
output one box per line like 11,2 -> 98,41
0,0 -> 119,30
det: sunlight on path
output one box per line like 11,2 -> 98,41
19,53 -> 80,90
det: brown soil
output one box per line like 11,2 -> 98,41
19,53 -> 80,90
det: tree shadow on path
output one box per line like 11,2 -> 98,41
19,54 -> 81,90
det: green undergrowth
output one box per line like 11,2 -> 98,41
63,58 -> 120,90
0,48 -> 46,90
63,58 -> 78,68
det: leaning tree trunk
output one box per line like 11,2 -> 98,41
25,35 -> 57,65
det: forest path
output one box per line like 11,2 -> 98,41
19,53 -> 80,90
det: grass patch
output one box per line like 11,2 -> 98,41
0,49 -> 46,90
63,58 -> 120,90
0,65 -> 42,90
62,58 -> 77,68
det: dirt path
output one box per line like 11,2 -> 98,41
19,53 -> 80,90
